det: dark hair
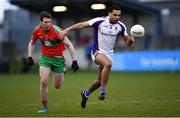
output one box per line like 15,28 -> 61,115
108,5 -> 121,12
40,11 -> 52,21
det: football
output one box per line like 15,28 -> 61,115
130,24 -> 145,39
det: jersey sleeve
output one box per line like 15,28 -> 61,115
87,17 -> 105,28
118,22 -> 128,37
31,29 -> 38,44
53,25 -> 63,33
88,18 -> 99,26
53,25 -> 65,40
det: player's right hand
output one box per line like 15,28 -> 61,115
27,57 -> 34,66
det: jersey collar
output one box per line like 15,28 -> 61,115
40,23 -> 53,33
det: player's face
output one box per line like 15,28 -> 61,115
108,10 -> 121,24
41,17 -> 51,31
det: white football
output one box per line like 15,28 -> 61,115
130,24 -> 145,39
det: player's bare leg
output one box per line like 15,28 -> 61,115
81,66 -> 102,109
85,66 -> 102,96
38,66 -> 51,113
95,53 -> 112,100
81,53 -> 111,108
54,73 -> 64,89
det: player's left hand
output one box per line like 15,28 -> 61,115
71,60 -> 79,73
59,30 -> 68,39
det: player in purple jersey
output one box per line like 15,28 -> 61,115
60,5 -> 135,109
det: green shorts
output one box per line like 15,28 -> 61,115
39,55 -> 64,73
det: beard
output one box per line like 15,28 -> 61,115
113,19 -> 119,23
110,20 -> 118,24
109,17 -> 119,24
43,26 -> 50,32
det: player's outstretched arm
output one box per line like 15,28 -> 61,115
27,39 -> 35,66
63,36 -> 79,72
123,35 -> 135,46
60,21 -> 90,39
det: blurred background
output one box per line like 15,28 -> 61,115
0,0 -> 180,73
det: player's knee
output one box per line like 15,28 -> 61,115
104,63 -> 112,69
41,79 -> 48,87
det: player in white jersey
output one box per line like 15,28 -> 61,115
60,5 -> 135,109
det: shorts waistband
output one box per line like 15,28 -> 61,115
54,56 -> 63,58
41,55 -> 63,58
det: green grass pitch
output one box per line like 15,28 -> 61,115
0,71 -> 180,117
